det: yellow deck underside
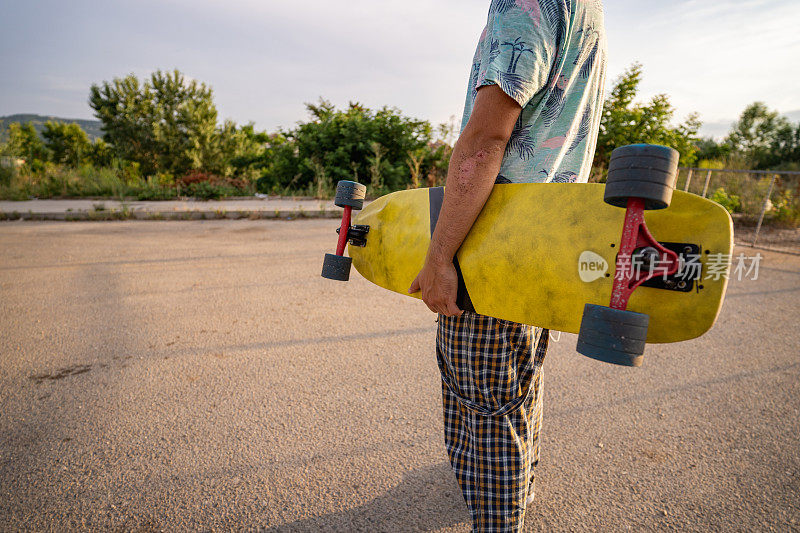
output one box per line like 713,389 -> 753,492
348,184 -> 733,343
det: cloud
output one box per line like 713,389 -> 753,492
1,0 -> 798,136
605,0 -> 800,127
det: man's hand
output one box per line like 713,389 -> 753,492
408,258 -> 463,317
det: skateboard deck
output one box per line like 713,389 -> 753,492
346,183 -> 733,343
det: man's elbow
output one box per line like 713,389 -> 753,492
455,129 -> 509,169
450,133 -> 508,189
458,124 -> 512,155
458,84 -> 521,151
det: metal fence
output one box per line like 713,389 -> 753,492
676,167 -> 800,255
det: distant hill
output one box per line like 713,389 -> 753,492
0,114 -> 103,141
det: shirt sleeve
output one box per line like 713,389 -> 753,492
473,1 -> 560,108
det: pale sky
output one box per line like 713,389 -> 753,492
1,0 -> 798,139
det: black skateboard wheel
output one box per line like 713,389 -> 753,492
604,144 -> 679,210
321,253 -> 352,281
334,180 -> 367,210
576,304 -> 650,367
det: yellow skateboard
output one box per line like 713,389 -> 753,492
321,145 -> 734,367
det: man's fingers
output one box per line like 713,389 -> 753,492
428,300 -> 445,316
445,301 -> 463,317
408,266 -> 461,317
408,275 -> 420,294
440,303 -> 461,317
429,298 -> 461,318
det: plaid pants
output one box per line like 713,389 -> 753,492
436,311 -> 548,533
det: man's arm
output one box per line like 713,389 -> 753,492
408,85 -> 523,316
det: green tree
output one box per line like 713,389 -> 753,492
89,69 -> 222,176
255,133 -> 302,193
217,121 -> 268,179
42,121 -> 92,167
726,102 -> 784,167
596,63 -> 701,168
421,140 -> 453,187
694,137 -> 732,164
5,122 -> 48,164
258,99 -> 435,194
88,138 -> 115,167
89,74 -> 156,172
771,122 -> 800,170
726,102 -> 799,169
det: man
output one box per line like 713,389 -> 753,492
408,0 -> 607,530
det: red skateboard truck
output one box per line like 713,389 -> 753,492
321,180 -> 368,281
577,144 -> 682,367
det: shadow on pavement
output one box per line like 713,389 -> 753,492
263,462 -> 469,533
0,252 -> 276,272
174,327 -> 434,357
549,361 -> 800,419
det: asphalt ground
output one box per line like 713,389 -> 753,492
0,219 -> 798,532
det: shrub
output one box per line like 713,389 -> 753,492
183,182 -> 240,200
177,171 -> 249,199
0,165 -> 15,187
709,187 -> 742,214
771,190 -> 800,227
133,186 -> 178,201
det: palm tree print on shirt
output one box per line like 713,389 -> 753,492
503,37 -> 536,73
498,37 -> 535,102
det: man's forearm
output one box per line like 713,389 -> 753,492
426,131 -> 508,266
408,85 -> 520,315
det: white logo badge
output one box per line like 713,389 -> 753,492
579,251 -> 608,283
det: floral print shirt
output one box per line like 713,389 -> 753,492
462,0 -> 608,183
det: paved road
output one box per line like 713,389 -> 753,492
0,220 -> 798,532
